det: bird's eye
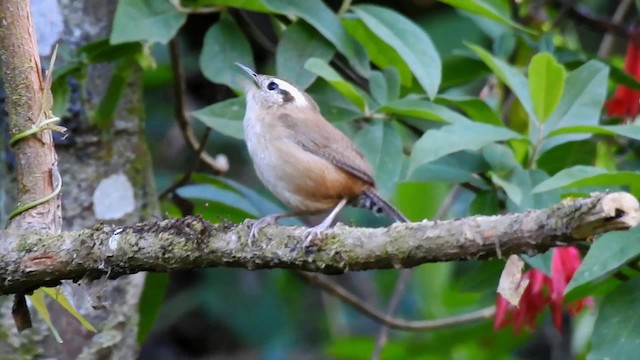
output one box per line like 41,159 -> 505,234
267,81 -> 278,91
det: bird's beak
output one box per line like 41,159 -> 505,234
235,63 -> 259,85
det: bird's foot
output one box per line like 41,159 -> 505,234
302,223 -> 330,249
246,215 -> 280,246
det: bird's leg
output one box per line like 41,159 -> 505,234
303,198 -> 348,247
247,211 -> 308,245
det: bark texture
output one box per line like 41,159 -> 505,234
0,192 -> 637,296
0,1 -> 158,359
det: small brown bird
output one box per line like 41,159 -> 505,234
237,63 -> 407,245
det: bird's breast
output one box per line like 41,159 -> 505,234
244,117 -> 367,212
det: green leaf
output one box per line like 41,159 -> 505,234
176,184 -> 258,216
111,0 -> 187,44
539,60 -> 609,153
587,277 -> 640,360
408,122 -> 522,175
199,14 -> 253,91
304,58 -> 366,110
437,95 -> 502,126
467,43 -> 536,122
482,143 -> 518,175
522,253 -> 552,275
190,0 -> 271,12
532,166 -> 640,193
410,151 -> 490,189
263,0 -> 369,76
537,140 -> 596,176
547,124 -> 640,142
42,287 -> 96,332
565,227 -> 640,300
383,67 -> 401,102
342,17 -> 412,86
352,5 -> 441,99
92,58 -> 135,130
382,96 -> 472,124
438,0 -> 535,34
470,191 -> 499,215
138,273 -> 170,343
28,290 -> 62,343
80,40 -> 143,64
276,22 -> 335,89
354,122 -> 404,197
528,53 -> 566,122
493,168 -> 558,211
368,71 -> 387,107
192,97 -> 246,139
441,56 -> 489,89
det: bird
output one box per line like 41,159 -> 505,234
236,63 -> 408,246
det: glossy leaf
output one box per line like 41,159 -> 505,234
408,122 -> 522,175
437,95 -> 502,126
276,22 -> 335,89
493,168 -> 558,211
528,53 -> 566,122
368,71 -> 388,106
353,5 -> 441,99
537,140 -> 596,176
382,96 -> 472,124
547,124 -> 640,142
138,273 -> 170,343
263,0 -> 369,76
200,14 -> 254,92
539,60 -> 609,153
342,17 -> 412,86
354,122 -> 404,197
383,66 -> 401,102
442,56 -> 489,89
192,0 -> 271,12
565,227 -> 640,300
531,166 -> 640,193
176,184 -> 258,216
438,0 -> 534,34
111,0 -> 186,44
588,277 -> 640,360
192,97 -> 246,139
410,151 -> 490,189
304,58 -> 366,110
468,43 -> 536,122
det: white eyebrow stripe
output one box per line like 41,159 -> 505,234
273,79 -> 308,107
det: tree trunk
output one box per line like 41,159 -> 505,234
0,1 -> 158,358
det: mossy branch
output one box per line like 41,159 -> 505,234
0,192 -> 638,296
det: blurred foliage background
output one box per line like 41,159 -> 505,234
21,0 -> 640,358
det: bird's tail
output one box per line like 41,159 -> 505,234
356,188 -> 408,223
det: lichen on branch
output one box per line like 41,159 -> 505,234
0,192 -> 637,296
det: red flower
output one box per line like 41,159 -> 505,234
494,246 -> 592,333
605,37 -> 640,122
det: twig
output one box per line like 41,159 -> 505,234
371,186 -> 463,358
299,272 -> 496,331
159,127 -> 211,199
597,0 -> 634,57
338,0 -> 353,16
556,0 -> 633,39
169,38 -> 229,174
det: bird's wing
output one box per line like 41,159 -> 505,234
279,112 -> 376,186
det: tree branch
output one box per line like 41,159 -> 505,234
0,192 -> 637,296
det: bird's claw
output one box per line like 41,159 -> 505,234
302,226 -> 327,249
246,215 -> 278,246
